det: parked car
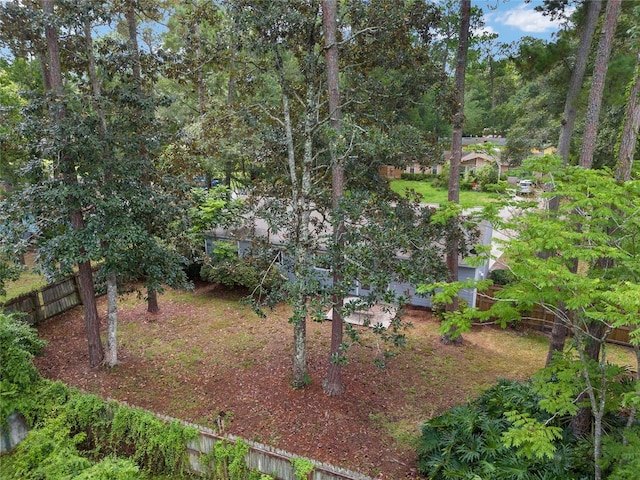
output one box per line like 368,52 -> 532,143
518,179 -> 533,195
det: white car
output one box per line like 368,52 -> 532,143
518,179 -> 533,195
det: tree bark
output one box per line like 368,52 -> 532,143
578,0 -> 621,169
545,308 -> 569,366
147,287 -> 159,314
322,0 -> 346,396
105,272 -> 119,367
557,0 -> 602,164
622,345 -> 640,446
442,0 -> 470,345
126,1 -> 142,84
274,47 -> 311,389
43,0 -> 103,367
616,46 -> 640,183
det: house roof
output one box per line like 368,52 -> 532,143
461,152 -> 496,163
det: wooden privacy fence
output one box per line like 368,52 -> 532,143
155,412 -> 375,480
2,270 -> 103,326
477,286 -> 634,348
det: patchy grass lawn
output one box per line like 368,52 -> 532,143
33,284 -> 637,479
390,179 -> 500,207
1,252 -> 47,302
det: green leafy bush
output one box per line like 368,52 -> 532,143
2,412 -> 141,480
291,457 -> 314,479
200,242 -> 284,295
475,164 -> 499,189
431,162 -> 449,188
602,426 -> 640,480
5,414 -> 92,479
401,173 -> 435,182
483,180 -> 508,193
0,312 -> 46,421
74,456 -> 140,480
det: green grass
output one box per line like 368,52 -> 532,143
0,269 -> 47,302
390,179 -> 500,207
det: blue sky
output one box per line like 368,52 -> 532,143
472,0 -> 573,45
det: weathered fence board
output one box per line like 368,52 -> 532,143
3,292 -> 42,324
42,277 -> 81,319
2,268 -> 103,326
161,413 -> 376,480
477,286 -> 633,348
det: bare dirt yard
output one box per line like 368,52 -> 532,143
34,282 -> 552,479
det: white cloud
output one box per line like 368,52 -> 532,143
473,24 -> 498,38
497,4 -> 566,33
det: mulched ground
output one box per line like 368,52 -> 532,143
33,282 -> 543,478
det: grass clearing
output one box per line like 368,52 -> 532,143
390,179 -> 500,207
1,252 -> 47,302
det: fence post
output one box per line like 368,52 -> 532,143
34,291 -> 44,326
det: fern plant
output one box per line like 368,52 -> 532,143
416,379 -> 590,480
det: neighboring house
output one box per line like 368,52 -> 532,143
530,144 -> 557,156
459,152 -> 497,176
380,136 -> 510,179
204,210 -> 493,310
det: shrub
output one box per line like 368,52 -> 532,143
201,242 -> 285,295
432,162 -> 450,188
74,456 -> 140,480
602,426 -> 640,480
460,178 -> 474,190
110,407 -> 197,476
0,312 -> 46,422
400,172 -> 434,182
483,180 -> 508,193
475,164 -> 499,189
200,257 -> 284,294
6,414 -> 92,479
2,412 -> 143,480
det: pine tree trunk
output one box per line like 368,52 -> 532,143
322,0 -> 346,396
545,310 -> 569,365
76,258 -> 103,367
579,0 -> 621,168
105,272 -> 119,367
557,0 -> 602,163
616,47 -> 640,183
